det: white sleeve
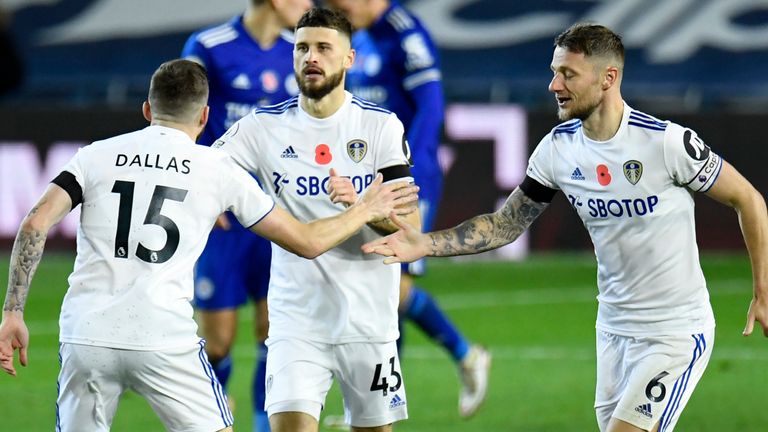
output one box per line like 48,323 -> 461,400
663,123 -> 723,192
375,114 -> 414,183
212,115 -> 262,174
525,133 -> 560,190
221,155 -> 275,228
59,145 -> 88,187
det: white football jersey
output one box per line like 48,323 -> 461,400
58,125 -> 275,350
527,102 -> 721,336
215,91 -> 412,343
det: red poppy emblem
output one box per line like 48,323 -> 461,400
596,164 -> 612,186
315,144 -> 332,165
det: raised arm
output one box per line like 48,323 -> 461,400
1,183 -> 72,376
362,187 -> 549,263
251,174 -> 418,259
705,161 -> 768,337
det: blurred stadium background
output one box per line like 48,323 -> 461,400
1,0 -> 768,430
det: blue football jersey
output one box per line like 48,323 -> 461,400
182,15 -> 298,146
345,2 -> 444,194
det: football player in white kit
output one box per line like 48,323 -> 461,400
0,59 -> 418,432
210,7 -> 421,432
363,23 -> 768,432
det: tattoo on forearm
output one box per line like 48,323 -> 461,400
4,228 -> 47,313
427,188 -> 547,257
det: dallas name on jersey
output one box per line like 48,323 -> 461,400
213,91 -> 413,344
58,126 -> 275,350
526,103 -> 722,336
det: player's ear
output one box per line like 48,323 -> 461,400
199,105 -> 210,128
344,48 -> 356,70
602,66 -> 619,90
142,101 -> 152,122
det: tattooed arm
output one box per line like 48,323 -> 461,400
1,183 -> 72,376
362,187 -> 550,263
427,187 -> 548,256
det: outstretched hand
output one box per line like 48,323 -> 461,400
0,314 -> 30,376
743,295 -> 768,337
361,212 -> 430,264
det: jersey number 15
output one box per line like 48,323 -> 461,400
111,180 -> 188,264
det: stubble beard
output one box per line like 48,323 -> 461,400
557,96 -> 600,122
296,69 -> 345,100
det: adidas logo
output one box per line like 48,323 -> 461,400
571,167 -> 585,180
280,146 -> 298,159
634,403 -> 652,418
389,394 -> 406,410
231,73 -> 252,90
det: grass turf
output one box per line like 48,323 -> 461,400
1,253 -> 766,431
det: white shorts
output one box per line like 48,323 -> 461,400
56,341 -> 232,432
595,329 -> 714,432
265,338 -> 408,427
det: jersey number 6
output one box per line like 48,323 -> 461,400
645,371 -> 670,403
111,180 -> 188,264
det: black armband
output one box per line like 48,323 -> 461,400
519,175 -> 558,203
378,164 -> 412,182
51,171 -> 83,209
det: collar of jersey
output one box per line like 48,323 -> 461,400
581,101 -> 632,145
146,124 -> 194,142
296,91 -> 352,127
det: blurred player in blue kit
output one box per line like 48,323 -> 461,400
327,0 -> 491,418
182,1 -> 312,430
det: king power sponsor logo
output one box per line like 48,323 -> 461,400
11,0 -> 768,64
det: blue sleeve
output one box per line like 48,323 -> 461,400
406,79 -> 444,179
181,33 -> 210,69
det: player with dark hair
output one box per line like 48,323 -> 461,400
212,7 -> 419,432
364,23 -> 768,432
0,58 -> 417,432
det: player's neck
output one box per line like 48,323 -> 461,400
242,4 -> 282,49
150,120 -> 201,142
581,96 -> 624,142
300,88 -> 347,119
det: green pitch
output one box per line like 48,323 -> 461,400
1,253 -> 766,431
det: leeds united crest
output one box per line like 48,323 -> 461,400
347,139 -> 367,163
623,160 -> 643,185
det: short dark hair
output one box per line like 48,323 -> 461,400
554,23 -> 625,67
148,59 -> 209,123
296,6 -> 353,41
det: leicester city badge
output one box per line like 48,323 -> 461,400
623,160 -> 643,185
347,139 -> 367,163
